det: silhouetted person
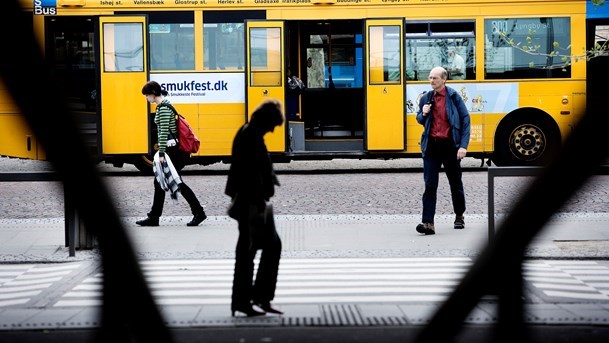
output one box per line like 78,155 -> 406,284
225,98 -> 285,317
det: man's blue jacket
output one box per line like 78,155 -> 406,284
416,86 -> 471,157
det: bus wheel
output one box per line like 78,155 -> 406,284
133,154 -> 154,175
493,117 -> 560,166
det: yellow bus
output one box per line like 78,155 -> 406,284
5,0 -> 597,172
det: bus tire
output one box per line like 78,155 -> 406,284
133,154 -> 154,175
492,114 -> 560,167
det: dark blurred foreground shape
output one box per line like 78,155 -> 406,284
1,1 -> 608,342
1,1 -> 172,342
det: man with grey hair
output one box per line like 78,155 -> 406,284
448,47 -> 466,80
415,67 -> 470,235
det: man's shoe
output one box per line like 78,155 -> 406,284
187,213 -> 207,226
454,215 -> 465,229
136,216 -> 159,227
416,222 -> 435,235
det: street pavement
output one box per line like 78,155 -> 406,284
1,156 -> 609,342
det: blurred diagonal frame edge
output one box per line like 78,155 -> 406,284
1,2 -> 173,342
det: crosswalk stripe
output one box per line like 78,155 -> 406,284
0,283 -> 53,293
531,283 -> 599,292
0,272 -> 25,277
3,258 -> 609,308
71,280 -> 462,291
49,258 -> 609,308
55,258 -> 469,307
524,271 -> 573,277
575,276 -> 609,281
0,263 -> 81,308
54,299 -> 101,307
16,270 -> 76,279
524,260 -> 609,299
54,294 -> 452,307
139,268 -> 470,276
542,291 -> 609,300
0,290 -> 42,300
5,277 -> 64,286
138,257 -> 472,265
0,298 -> 31,307
563,269 -> 609,275
0,265 -> 35,270
524,276 -> 585,284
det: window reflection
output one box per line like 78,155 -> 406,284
203,23 -> 245,70
149,23 -> 194,71
103,22 -> 144,72
202,10 -> 265,70
249,27 -> 282,86
484,17 -> 571,79
368,25 -> 401,84
405,21 -> 476,81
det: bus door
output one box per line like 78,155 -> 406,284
365,19 -> 405,151
586,16 -> 609,112
98,16 -> 149,155
245,20 -> 286,152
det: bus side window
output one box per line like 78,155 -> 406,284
203,23 -> 245,70
143,11 -> 195,71
406,20 -> 476,81
484,17 -> 571,79
203,10 -> 266,71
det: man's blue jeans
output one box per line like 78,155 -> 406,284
422,139 -> 466,224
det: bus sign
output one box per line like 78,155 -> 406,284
34,0 -> 57,15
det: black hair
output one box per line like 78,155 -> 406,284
250,98 -> 285,130
141,80 -> 168,97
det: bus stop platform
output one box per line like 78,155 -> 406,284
2,212 -> 609,262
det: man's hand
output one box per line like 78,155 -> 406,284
422,103 -> 432,116
457,148 -> 467,160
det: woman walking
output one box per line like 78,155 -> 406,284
136,81 -> 207,227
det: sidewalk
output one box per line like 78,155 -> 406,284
2,213 -> 609,262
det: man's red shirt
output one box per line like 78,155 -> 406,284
430,87 -> 450,140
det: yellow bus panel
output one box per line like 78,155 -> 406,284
9,0 -> 595,170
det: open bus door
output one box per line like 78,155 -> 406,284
98,16 -> 149,156
586,16 -> 609,113
245,20 -> 286,153
365,18 -> 405,151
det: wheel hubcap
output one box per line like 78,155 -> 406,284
509,124 -> 545,161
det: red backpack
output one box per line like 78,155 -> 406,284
157,103 -> 201,154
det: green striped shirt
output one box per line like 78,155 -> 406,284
154,99 -> 178,156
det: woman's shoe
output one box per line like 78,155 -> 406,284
136,216 -> 159,227
255,302 -> 284,315
187,212 -> 207,226
231,305 -> 266,317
